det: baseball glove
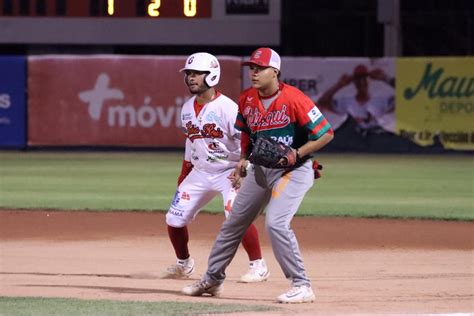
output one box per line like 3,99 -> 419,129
249,136 -> 297,168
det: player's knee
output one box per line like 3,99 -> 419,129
265,217 -> 287,234
166,209 -> 188,228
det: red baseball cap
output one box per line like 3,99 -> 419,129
242,47 -> 281,71
353,64 -> 369,77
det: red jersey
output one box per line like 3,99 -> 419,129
235,82 -> 333,156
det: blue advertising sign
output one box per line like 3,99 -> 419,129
0,56 -> 26,148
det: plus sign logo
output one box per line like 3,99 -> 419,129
77,73 -> 186,128
78,73 -> 124,120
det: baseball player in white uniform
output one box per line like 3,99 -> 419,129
162,52 -> 269,283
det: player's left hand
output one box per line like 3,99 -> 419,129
369,68 -> 388,81
276,148 -> 298,168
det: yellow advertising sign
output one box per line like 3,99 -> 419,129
396,57 -> 474,150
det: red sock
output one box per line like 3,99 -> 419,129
241,223 -> 262,261
167,225 -> 190,260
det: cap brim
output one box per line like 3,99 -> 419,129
241,61 -> 271,67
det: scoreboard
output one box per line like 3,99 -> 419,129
0,0 -> 280,45
0,0 -> 211,18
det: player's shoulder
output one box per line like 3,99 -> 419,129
280,83 -> 315,109
182,96 -> 196,110
281,82 -> 308,98
211,94 -> 238,115
240,86 -> 255,96
215,93 -> 238,106
238,87 -> 258,104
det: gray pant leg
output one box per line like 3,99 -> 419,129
265,161 -> 314,287
204,166 -> 270,284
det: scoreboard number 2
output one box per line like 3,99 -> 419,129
148,0 -> 161,17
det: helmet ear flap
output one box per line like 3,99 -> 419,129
204,73 -> 218,87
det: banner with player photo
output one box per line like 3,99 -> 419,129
396,57 -> 474,151
28,55 -> 242,147
242,57 -> 405,151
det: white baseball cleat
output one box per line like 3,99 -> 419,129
160,257 -> 195,279
239,258 -> 270,283
182,279 -> 223,297
277,285 -> 315,304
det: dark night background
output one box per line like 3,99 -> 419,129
1,0 -> 473,56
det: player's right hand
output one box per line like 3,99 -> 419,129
229,159 -> 248,189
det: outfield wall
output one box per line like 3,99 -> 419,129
0,56 -> 27,148
1,55 -> 472,151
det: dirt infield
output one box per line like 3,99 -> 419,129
1,210 -> 473,315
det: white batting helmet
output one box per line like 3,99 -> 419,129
180,52 -> 221,87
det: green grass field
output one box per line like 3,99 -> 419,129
0,297 -> 277,316
0,151 -> 472,314
0,151 -> 472,220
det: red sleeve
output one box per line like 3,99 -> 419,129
177,160 -> 193,186
240,131 -> 251,158
235,92 -> 251,133
294,94 -> 332,140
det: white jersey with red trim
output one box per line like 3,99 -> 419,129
181,93 -> 241,174
332,95 -> 395,132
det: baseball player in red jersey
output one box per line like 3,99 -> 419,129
162,52 -> 269,283
182,48 -> 334,303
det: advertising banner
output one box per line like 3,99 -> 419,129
243,57 -> 398,151
0,56 -> 26,148
396,57 -> 474,151
28,55 -> 242,147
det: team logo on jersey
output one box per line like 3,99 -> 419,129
208,141 -> 225,154
244,104 -> 290,131
171,191 -> 192,206
208,142 -> 220,150
202,123 -> 223,138
185,121 -> 224,141
307,106 -> 322,123
171,190 -> 181,207
206,153 -> 229,162
186,121 -> 200,138
271,135 -> 294,146
181,192 -> 191,201
205,111 -> 223,126
182,112 -> 192,121
169,209 -> 183,217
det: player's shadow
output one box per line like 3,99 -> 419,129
0,271 -> 197,280
20,284 -> 178,295
3,272 -> 277,302
0,271 -> 134,278
22,284 -> 276,302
